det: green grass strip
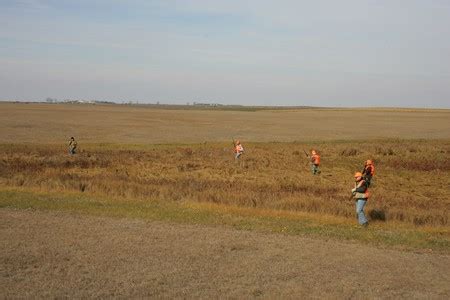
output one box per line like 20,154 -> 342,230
0,188 -> 448,253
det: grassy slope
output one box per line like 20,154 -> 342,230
1,141 -> 448,226
1,188 -> 448,253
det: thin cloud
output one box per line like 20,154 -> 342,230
0,0 -> 449,107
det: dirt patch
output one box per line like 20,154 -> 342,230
1,209 -> 449,298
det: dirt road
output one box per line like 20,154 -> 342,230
1,209 -> 449,298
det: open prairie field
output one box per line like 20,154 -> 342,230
1,102 -> 450,143
1,102 -> 449,298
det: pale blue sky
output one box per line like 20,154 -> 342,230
1,0 -> 449,107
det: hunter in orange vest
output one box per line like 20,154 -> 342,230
351,172 -> 369,226
234,140 -> 244,160
310,150 -> 321,175
362,159 -> 375,187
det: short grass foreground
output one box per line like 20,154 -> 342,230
0,189 -> 448,252
0,140 -> 449,252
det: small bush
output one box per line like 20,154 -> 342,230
340,148 -> 358,156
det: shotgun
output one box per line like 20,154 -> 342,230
303,150 -> 309,158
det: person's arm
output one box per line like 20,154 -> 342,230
354,181 -> 367,193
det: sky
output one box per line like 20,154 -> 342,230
1,0 -> 450,108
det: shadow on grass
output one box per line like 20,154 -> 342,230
369,209 -> 386,221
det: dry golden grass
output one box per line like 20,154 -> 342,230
1,102 -> 449,233
1,140 -> 448,228
1,103 -> 449,299
1,102 -> 450,143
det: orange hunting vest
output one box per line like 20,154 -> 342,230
312,154 -> 320,165
366,165 -> 375,176
354,180 -> 370,199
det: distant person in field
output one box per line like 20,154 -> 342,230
234,140 -> 244,160
351,172 -> 370,227
68,137 -> 77,155
310,150 -> 321,175
362,159 -> 375,187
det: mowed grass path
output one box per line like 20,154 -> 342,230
1,102 -> 450,143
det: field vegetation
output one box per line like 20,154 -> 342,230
1,140 -> 448,229
1,103 -> 450,144
0,103 -> 449,251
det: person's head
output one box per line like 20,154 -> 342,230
311,150 -> 316,155
366,159 -> 373,165
236,140 -> 240,145
354,172 -> 363,182
70,137 -> 74,140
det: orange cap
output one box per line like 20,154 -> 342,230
354,172 -> 363,178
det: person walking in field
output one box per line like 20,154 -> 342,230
68,137 -> 77,155
362,159 -> 375,187
310,150 -> 321,175
351,172 -> 370,227
234,140 -> 244,160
